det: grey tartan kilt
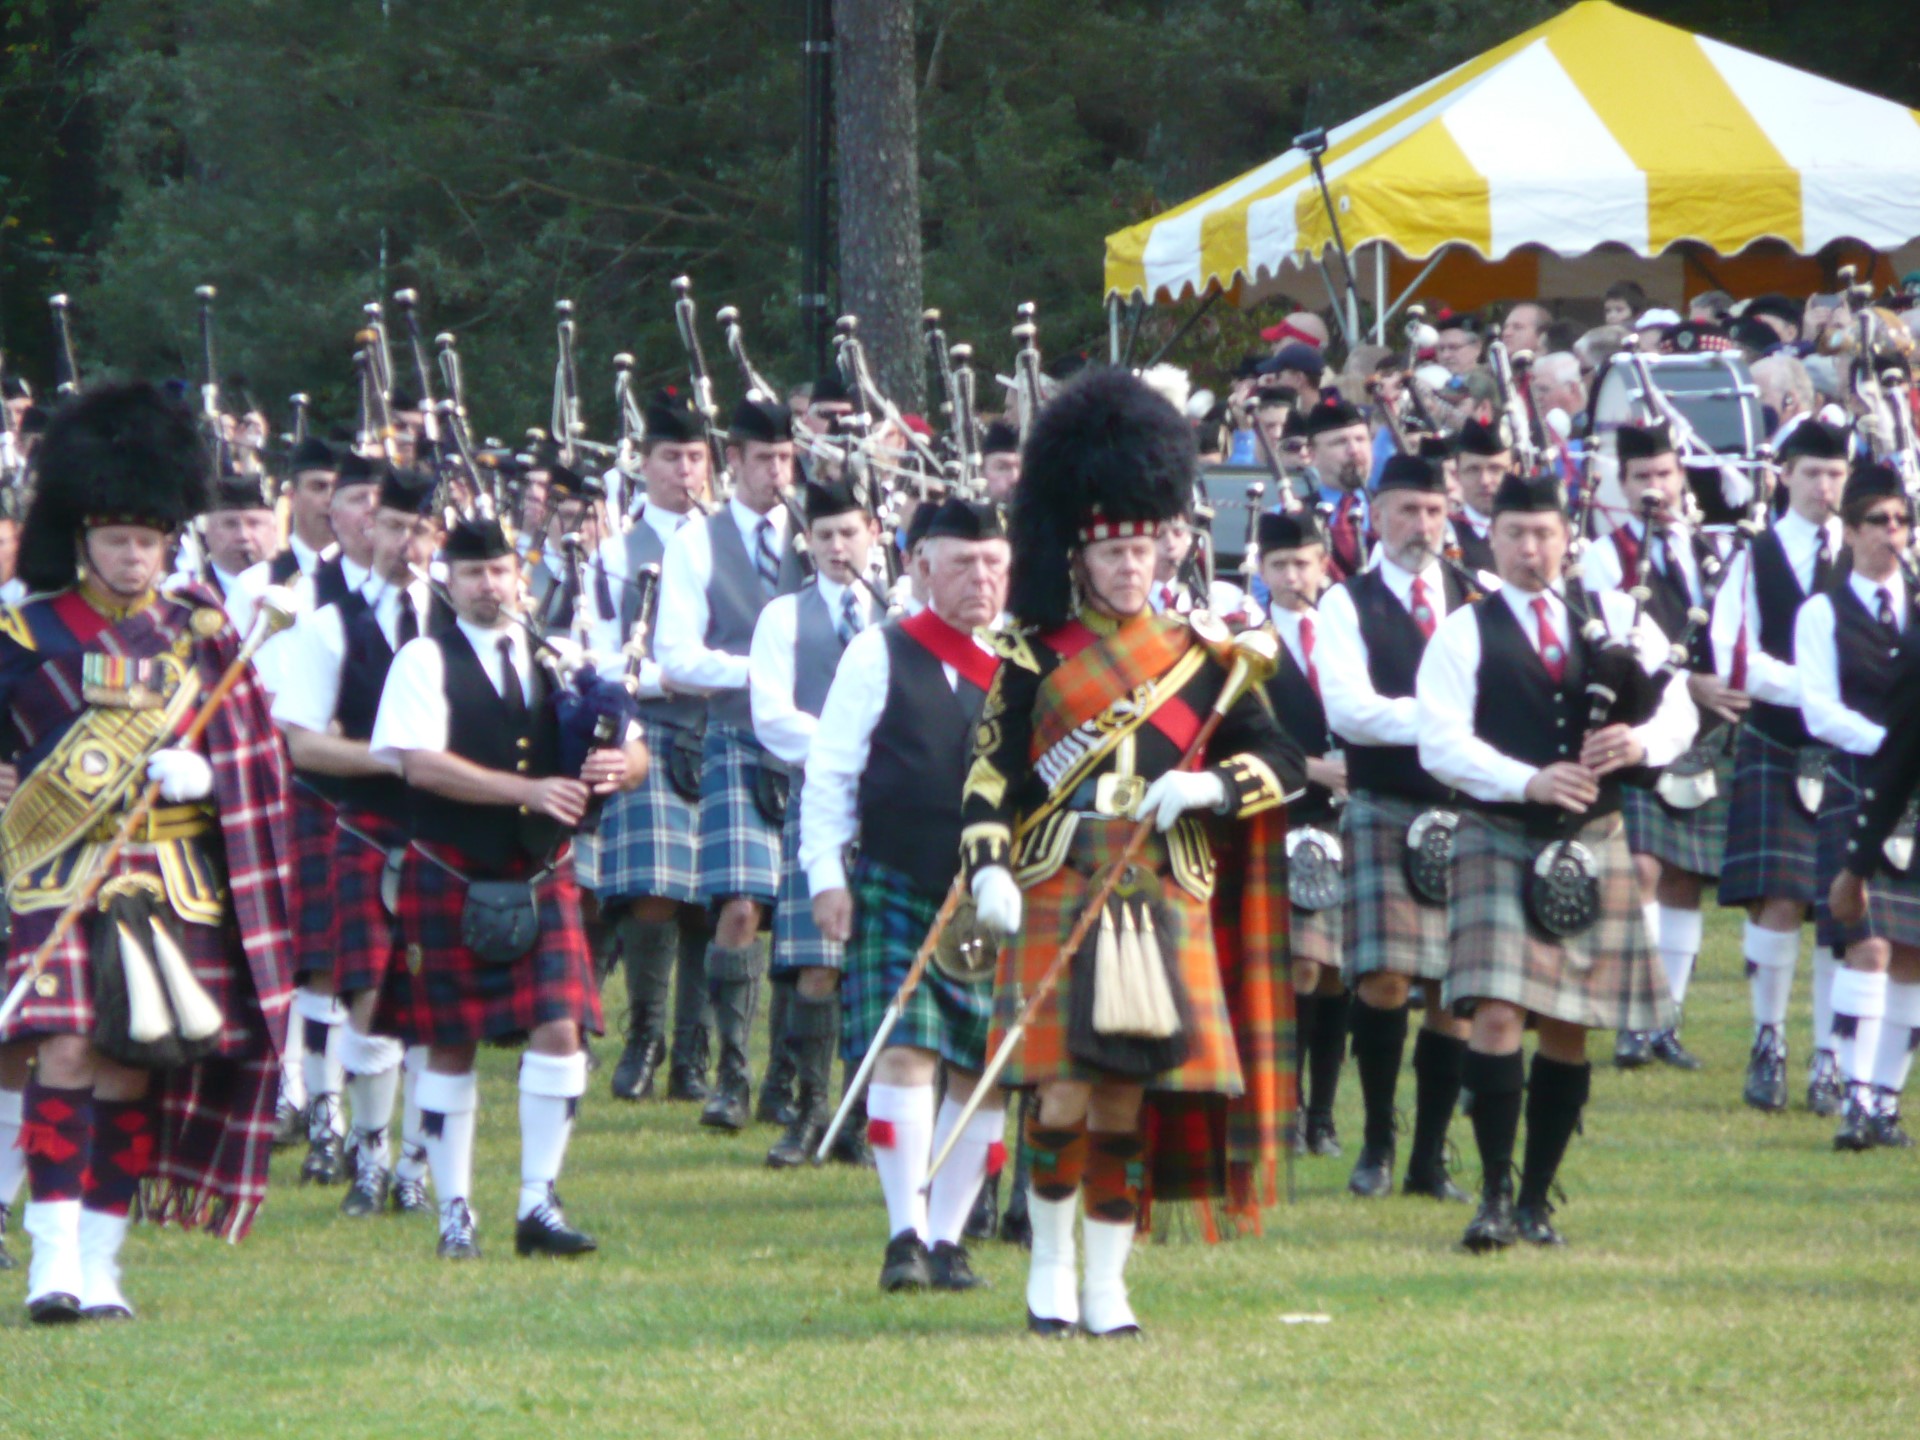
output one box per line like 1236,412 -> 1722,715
1815,753 -> 1920,951
1443,807 -> 1673,1033
593,715 -> 703,906
772,788 -> 841,974
1718,726 -> 1821,908
1340,791 -> 1449,982
1289,891 -> 1344,973
1622,749 -> 1732,879
697,721 -> 781,905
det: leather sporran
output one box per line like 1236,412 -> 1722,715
460,878 -> 542,965
1523,839 -> 1601,939
753,758 -> 792,826
1066,866 -> 1193,1080
1403,809 -> 1459,907
90,876 -> 224,1069
668,725 -> 705,802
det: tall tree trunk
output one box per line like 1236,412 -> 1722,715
833,0 -> 924,410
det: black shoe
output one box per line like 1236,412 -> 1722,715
1513,1199 -> 1565,1246
964,1173 -> 1000,1242
1403,1161 -> 1471,1203
1807,1050 -> 1846,1117
1347,1141 -> 1394,1198
1461,1187 -> 1516,1253
1026,1309 -> 1075,1338
26,1292 -> 82,1324
340,1162 -> 391,1218
1870,1092 -> 1915,1149
1648,1029 -> 1702,1071
272,1097 -> 305,1149
300,1096 -> 347,1185
699,1078 -> 750,1132
514,1191 -> 598,1258
666,1062 -> 710,1103
879,1229 -> 933,1292
610,1035 -> 664,1103
391,1174 -> 432,1215
1743,1028 -> 1788,1113
828,1123 -> 873,1168
0,1203 -> 14,1272
436,1199 -> 481,1260
754,1087 -> 797,1128
1834,1093 -> 1879,1152
1612,1030 -> 1652,1070
1304,1113 -> 1341,1159
930,1240 -> 986,1292
765,1116 -> 826,1169
998,1186 -> 1032,1249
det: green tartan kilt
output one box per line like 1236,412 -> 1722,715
1443,808 -> 1673,1033
1621,745 -> 1733,879
1340,791 -> 1449,982
845,857 -> 991,1070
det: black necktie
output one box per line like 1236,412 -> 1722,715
1813,530 -> 1833,590
593,561 -> 615,621
497,636 -> 527,722
1877,586 -> 1898,632
397,594 -> 419,646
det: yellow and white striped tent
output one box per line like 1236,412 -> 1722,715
1104,1 -> 1920,316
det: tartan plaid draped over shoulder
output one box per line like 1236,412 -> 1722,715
961,608 -> 1298,1237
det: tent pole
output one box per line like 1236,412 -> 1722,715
1108,294 -> 1122,365
1381,251 -> 1448,335
1119,295 -> 1148,369
1140,287 -> 1220,370
1373,244 -> 1385,344
1314,258 -> 1348,344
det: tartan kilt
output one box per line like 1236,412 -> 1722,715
1443,808 -> 1673,1032
1719,726 -> 1821,907
989,817 -> 1240,1094
1288,896 -> 1343,974
329,810 -> 423,1040
1815,754 -> 1920,951
3,837 -> 264,1055
593,715 -> 702,906
772,791 -> 841,974
289,784 -> 338,982
391,843 -> 603,1048
844,857 -> 990,1070
696,721 -> 780,905
1340,791 -> 1449,982
1622,753 -> 1731,878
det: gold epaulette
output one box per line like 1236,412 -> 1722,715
987,626 -> 1042,674
0,603 -> 35,652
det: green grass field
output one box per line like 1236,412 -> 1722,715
2,909 -> 1916,1440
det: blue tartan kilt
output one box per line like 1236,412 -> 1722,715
697,721 -> 780,906
594,715 -> 702,906
289,783 -> 338,982
1622,751 -> 1731,879
772,791 -> 841,974
1815,753 -> 1920,951
1719,726 -> 1821,908
843,857 -> 990,1071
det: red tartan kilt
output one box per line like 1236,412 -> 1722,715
328,811 -> 422,1034
391,844 -> 602,1048
289,786 -> 339,981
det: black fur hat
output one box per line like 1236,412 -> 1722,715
1006,368 -> 1192,629
20,381 -> 209,593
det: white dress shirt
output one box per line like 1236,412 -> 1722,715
1267,600 -> 1316,674
1795,568 -> 1908,757
1316,553 -> 1452,747
1580,517 -> 1702,603
800,617 -> 992,896
370,619 -> 539,766
1708,509 -> 1840,704
656,496 -> 791,694
1416,584 -> 1697,803
748,575 -> 872,769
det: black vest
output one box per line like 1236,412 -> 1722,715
1263,635 -> 1335,824
408,627 -> 564,870
1470,594 -> 1619,833
1614,526 -> 1716,671
291,589 -> 372,808
1452,516 -> 1494,575
1833,579 -> 1920,729
327,590 -> 449,821
1746,525 -> 1830,746
314,556 -> 353,610
858,622 -> 987,896
1341,565 -> 1463,803
268,548 -> 303,586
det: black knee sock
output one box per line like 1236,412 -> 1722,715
1348,998 -> 1409,1150
1408,1027 -> 1467,1175
1307,991 -> 1352,1121
1519,1054 -> 1591,1209
1293,992 -> 1317,1106
1462,1049 -> 1524,1194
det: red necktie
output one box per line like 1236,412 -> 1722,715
1332,493 -> 1360,575
1533,595 -> 1566,683
1299,612 -> 1320,694
1409,576 -> 1436,640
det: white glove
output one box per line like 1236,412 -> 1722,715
147,748 -> 214,803
1132,769 -> 1228,832
971,865 -> 1024,938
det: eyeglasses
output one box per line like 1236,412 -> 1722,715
1860,512 -> 1910,530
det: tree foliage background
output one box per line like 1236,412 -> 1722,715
0,0 -> 1914,438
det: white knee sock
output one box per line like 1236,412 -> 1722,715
414,1070 -> 478,1221
280,1006 -> 308,1109
295,988 -> 347,1131
339,1026 -> 405,1168
1812,949 -> 1841,1056
1658,905 -> 1703,1009
518,1051 -> 588,1218
396,1047 -> 430,1182
1641,901 -> 1661,951
926,1098 -> 1005,1247
1745,923 -> 1799,1032
1872,980 -> 1920,1098
867,1082 -> 935,1242
0,1085 -> 24,1210
1831,969 -> 1889,1092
